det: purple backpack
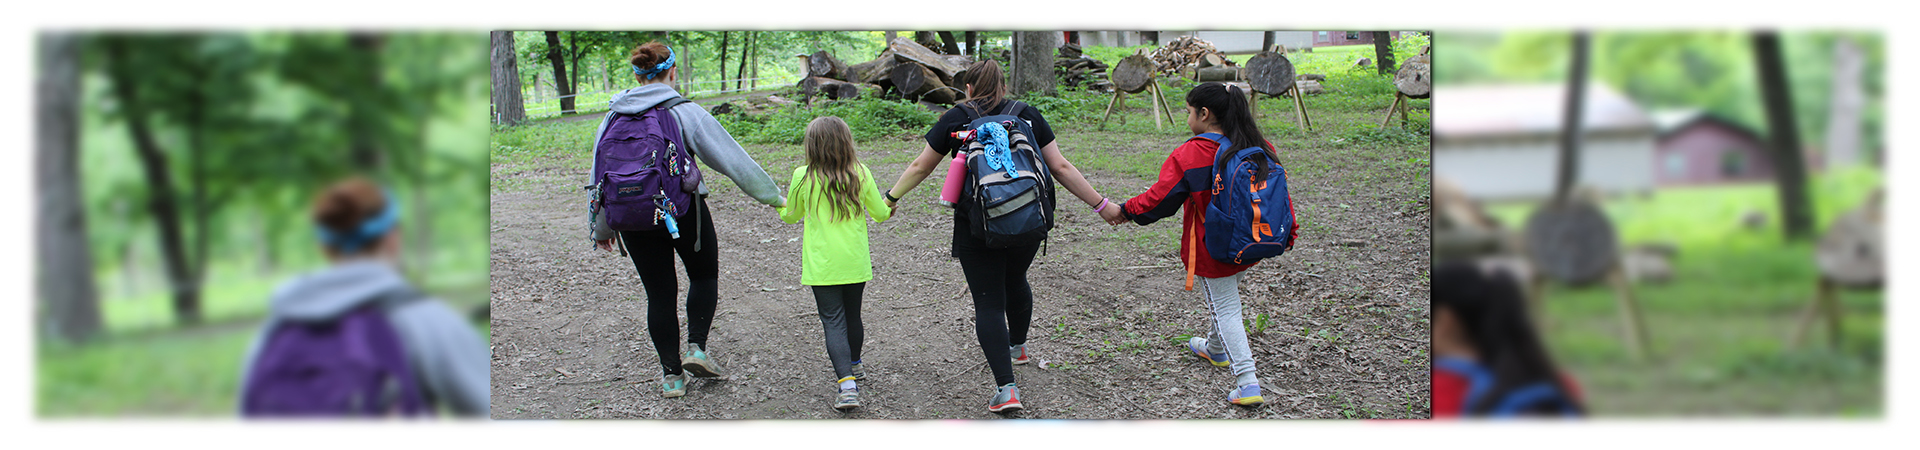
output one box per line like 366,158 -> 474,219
593,97 -> 701,232
241,291 -> 430,417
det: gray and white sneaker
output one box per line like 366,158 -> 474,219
834,385 -> 861,411
851,360 -> 867,380
681,343 -> 725,378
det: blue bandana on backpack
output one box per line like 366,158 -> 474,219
977,121 -> 1020,177
318,190 -> 400,254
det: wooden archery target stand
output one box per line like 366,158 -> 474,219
1382,45 -> 1431,128
1791,188 -> 1883,349
1524,197 -> 1653,361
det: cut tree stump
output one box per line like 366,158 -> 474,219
889,37 -> 967,84
809,50 -> 852,81
891,63 -> 957,104
1190,66 -> 1243,82
1395,53 -> 1432,99
1112,54 -> 1154,94
1246,51 -> 1296,97
849,51 -> 898,86
800,76 -> 861,101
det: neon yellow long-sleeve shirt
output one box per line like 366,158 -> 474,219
778,164 -> 893,286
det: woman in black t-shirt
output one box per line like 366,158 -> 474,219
882,60 -> 1124,414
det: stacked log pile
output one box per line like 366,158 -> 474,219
1150,35 -> 1236,78
805,37 -> 978,105
1055,44 -> 1113,92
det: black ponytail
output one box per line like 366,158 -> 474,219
1186,82 -> 1279,180
1432,261 -> 1587,416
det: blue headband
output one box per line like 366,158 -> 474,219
633,47 -> 676,80
318,190 -> 400,254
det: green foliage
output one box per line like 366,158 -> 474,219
716,97 -> 938,145
1081,44 -> 1155,68
1391,32 -> 1431,63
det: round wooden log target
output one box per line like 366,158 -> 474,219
1396,53 -> 1432,99
1112,54 -> 1154,94
1525,199 -> 1618,285
1245,51 -> 1296,96
1817,189 -> 1883,287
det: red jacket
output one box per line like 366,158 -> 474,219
1121,136 -> 1262,286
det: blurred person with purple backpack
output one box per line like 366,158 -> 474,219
238,177 -> 490,417
586,41 -> 785,399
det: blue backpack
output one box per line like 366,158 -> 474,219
1434,356 -> 1581,417
1196,133 -> 1298,265
241,290 -> 430,418
956,100 -> 1055,249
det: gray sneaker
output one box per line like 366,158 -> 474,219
661,373 -> 687,398
851,360 -> 866,380
1011,344 -> 1030,365
988,383 -> 1023,413
834,385 -> 861,411
682,344 -> 725,378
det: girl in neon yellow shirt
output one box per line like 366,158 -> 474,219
778,116 -> 892,411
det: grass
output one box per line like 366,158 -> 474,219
1482,167 -> 1884,416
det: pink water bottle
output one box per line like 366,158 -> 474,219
938,152 -> 967,207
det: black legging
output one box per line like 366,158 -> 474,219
618,198 -> 718,376
953,215 -> 1039,387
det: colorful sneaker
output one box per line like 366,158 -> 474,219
1229,383 -> 1264,406
850,360 -> 866,380
989,383 -> 1024,413
1188,337 -> 1229,367
834,385 -> 861,411
1011,344 -> 1030,365
661,373 -> 687,398
681,344 -> 725,378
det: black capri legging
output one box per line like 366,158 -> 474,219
952,215 -> 1040,387
618,197 -> 718,376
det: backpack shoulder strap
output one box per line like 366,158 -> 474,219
1489,382 -> 1577,417
657,96 -> 691,112
961,101 -> 984,122
999,100 -> 1025,117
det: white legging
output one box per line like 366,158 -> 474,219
1199,273 -> 1260,385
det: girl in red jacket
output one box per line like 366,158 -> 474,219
1431,261 -> 1585,417
1110,82 -> 1279,406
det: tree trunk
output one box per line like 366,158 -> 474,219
739,31 -> 753,90
348,33 -> 385,171
491,31 -> 527,125
1263,32 -> 1276,52
884,31 -> 897,46
719,31 -> 730,91
1753,31 -> 1815,241
937,31 -> 961,55
545,31 -> 575,115
1012,31 -> 1056,97
1372,31 -> 1395,75
1825,37 -> 1866,167
36,32 -> 101,343
965,31 -> 978,57
103,37 -> 201,326
568,31 -> 582,101
749,32 -> 760,89
1553,32 -> 1590,205
809,50 -> 851,80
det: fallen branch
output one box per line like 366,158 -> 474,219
558,375 -> 625,385
1387,334 -> 1427,344
1293,271 -> 1323,278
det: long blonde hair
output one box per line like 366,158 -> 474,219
802,116 -> 863,222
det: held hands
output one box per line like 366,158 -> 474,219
595,238 -> 617,253
1098,202 -> 1127,226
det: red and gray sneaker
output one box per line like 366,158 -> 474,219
988,383 -> 1024,413
1011,344 -> 1031,365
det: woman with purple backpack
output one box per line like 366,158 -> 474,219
238,177 -> 490,417
587,41 -> 787,399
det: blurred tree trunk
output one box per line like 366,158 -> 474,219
567,31 -> 582,101
1263,32 -> 1276,52
544,31 -> 575,115
491,31 -> 527,125
719,31 -> 731,90
965,31 -> 978,57
937,31 -> 960,55
1372,31 -> 1395,75
1825,37 -> 1865,167
36,32 -> 102,343
1011,31 -> 1056,97
1553,32 -> 1590,204
103,36 -> 201,326
349,33 -> 385,171
738,31 -> 752,90
1753,31 -> 1814,241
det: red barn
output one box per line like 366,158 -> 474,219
1651,110 -> 1823,186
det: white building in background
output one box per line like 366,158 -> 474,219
1434,82 -> 1658,201
1073,31 -> 1315,54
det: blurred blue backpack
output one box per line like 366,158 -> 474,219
241,290 -> 430,417
1433,356 -> 1581,417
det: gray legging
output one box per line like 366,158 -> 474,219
1198,273 -> 1260,385
811,282 -> 867,380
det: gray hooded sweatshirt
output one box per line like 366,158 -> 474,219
238,260 -> 491,417
587,83 -> 783,240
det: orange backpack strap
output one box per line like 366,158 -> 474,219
1185,224 -> 1199,291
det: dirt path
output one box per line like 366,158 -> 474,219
490,124 -> 1431,419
